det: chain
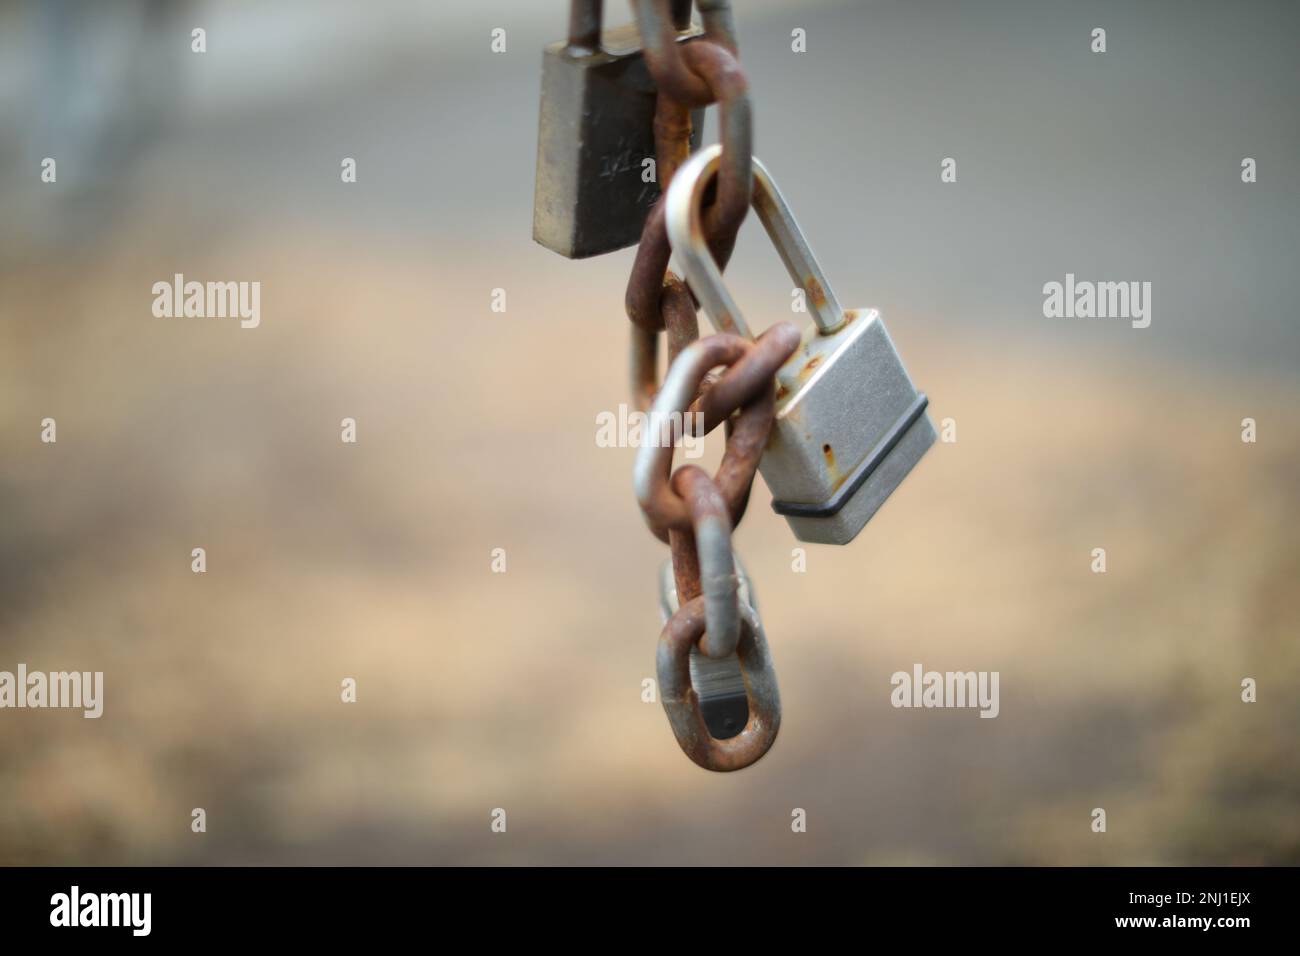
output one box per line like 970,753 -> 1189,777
625,0 -> 798,772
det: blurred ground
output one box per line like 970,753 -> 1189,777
1,0 -> 1298,864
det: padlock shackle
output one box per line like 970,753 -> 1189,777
570,0 -> 693,52
666,144 -> 847,338
567,0 -> 602,52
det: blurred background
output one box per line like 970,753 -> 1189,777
1,0 -> 1297,865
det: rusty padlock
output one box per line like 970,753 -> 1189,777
532,0 -> 704,258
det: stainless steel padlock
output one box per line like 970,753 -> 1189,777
666,144 -> 936,545
532,1 -> 704,258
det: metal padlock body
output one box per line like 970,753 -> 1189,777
666,145 -> 936,545
533,14 -> 704,258
765,307 -> 935,544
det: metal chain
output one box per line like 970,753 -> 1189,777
625,0 -> 798,772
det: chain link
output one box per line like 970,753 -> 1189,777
625,0 -> 797,771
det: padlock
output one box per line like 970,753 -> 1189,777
532,1 -> 704,258
665,145 -> 936,545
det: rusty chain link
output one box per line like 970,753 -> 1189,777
625,0 -> 798,772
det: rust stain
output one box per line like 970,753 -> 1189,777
806,276 -> 827,310
822,442 -> 843,484
799,354 -> 822,380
